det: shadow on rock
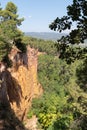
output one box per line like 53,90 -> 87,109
0,104 -> 28,130
0,70 -> 23,107
0,70 -> 28,130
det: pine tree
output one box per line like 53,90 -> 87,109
0,2 -> 24,62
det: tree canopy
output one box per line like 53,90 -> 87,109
49,0 -> 87,44
49,0 -> 87,62
0,2 -> 24,63
0,2 -> 24,41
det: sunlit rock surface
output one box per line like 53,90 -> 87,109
0,46 -> 43,122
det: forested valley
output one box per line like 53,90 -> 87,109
0,0 -> 87,130
25,36 -> 87,130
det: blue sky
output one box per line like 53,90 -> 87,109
1,0 -> 72,32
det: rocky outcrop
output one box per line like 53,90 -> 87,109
0,46 -> 43,122
25,116 -> 38,130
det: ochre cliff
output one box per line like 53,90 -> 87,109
0,46 -> 43,122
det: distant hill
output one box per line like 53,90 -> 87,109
24,32 -> 67,41
24,32 -> 87,45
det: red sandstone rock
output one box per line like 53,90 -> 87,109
0,46 -> 43,121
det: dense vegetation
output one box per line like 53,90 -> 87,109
0,1 -> 87,130
27,0 -> 87,129
49,0 -> 87,63
22,36 -> 57,55
0,2 -> 25,65
27,47 -> 87,130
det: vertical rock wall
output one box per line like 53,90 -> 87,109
0,46 -> 43,121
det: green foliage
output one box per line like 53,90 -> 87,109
52,114 -> 73,130
48,2 -> 87,128
49,0 -> 87,61
0,40 -> 11,61
30,92 -> 70,129
76,58 -> 87,92
38,113 -> 56,129
38,55 -> 72,90
49,0 -> 87,44
22,36 -> 57,55
27,109 -> 34,119
55,42 -> 87,64
0,2 -> 25,64
28,53 -> 87,130
0,2 -> 24,40
28,54 -> 76,129
1,1 -> 85,130
5,2 -> 17,14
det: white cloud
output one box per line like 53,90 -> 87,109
21,15 -> 32,20
28,15 -> 32,18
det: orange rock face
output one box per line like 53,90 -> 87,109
10,46 -> 43,120
0,46 -> 43,121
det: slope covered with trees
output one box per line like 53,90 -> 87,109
28,52 -> 87,130
0,1 -> 87,130
27,0 -> 87,129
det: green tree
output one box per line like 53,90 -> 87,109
28,55 -> 75,130
0,2 -> 24,41
0,2 -> 24,62
49,0 -> 87,61
49,0 -> 87,129
49,0 -> 87,44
